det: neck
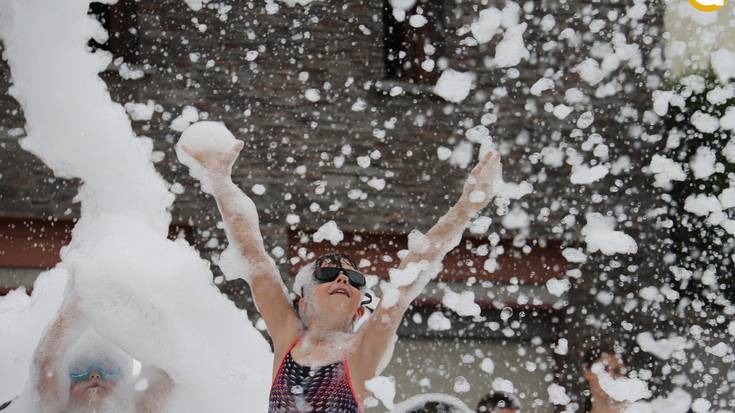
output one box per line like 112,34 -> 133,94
68,398 -> 108,413
302,311 -> 353,336
294,327 -> 357,366
304,322 -> 351,339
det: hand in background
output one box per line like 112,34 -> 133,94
459,150 -> 502,213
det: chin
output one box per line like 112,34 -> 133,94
327,297 -> 358,313
75,385 -> 110,402
85,389 -> 108,402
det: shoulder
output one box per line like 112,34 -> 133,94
273,325 -> 303,363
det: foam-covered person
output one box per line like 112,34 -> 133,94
389,393 -> 473,413
32,293 -> 173,413
476,391 -> 521,413
582,347 -> 627,413
178,126 -> 502,412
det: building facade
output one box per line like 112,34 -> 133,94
0,0 -> 678,410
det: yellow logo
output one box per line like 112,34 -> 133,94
688,0 -> 725,11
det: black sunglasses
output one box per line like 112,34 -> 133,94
314,266 -> 366,289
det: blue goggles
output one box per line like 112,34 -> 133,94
68,361 -> 122,383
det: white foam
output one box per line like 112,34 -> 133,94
593,363 -> 651,402
365,375 -> 396,410
175,121 -> 241,194
312,220 -> 344,246
649,155 -> 686,189
471,8 -> 502,44
582,213 -> 638,255
547,383 -> 571,405
493,23 -> 529,68
0,2 -> 272,411
434,69 -> 475,103
0,269 -> 68,403
441,289 -> 481,317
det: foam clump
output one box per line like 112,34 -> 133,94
0,0 -> 273,411
582,213 -> 638,256
434,69 -> 475,103
0,269 -> 68,405
0,0 -> 174,236
593,363 -> 651,403
66,217 -> 273,412
175,121 -> 241,194
470,8 -> 502,43
364,376 -> 396,410
441,289 -> 481,317
312,220 -> 344,246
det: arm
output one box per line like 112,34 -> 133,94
178,141 -> 301,354
33,295 -> 85,411
135,368 -> 174,413
352,151 -> 502,379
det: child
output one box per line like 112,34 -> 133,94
32,293 -> 173,413
581,347 -> 628,413
179,135 -> 502,412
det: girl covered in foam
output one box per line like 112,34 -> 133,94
29,292 -> 173,413
177,121 -> 503,413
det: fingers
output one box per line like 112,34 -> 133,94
482,150 -> 501,165
473,154 -> 499,175
469,151 -> 501,188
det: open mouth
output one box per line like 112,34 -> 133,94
329,286 -> 351,297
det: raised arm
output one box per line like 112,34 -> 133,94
177,140 -> 301,354
352,150 -> 502,379
135,368 -> 174,413
33,294 -> 85,412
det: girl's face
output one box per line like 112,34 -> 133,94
69,369 -> 116,404
299,258 -> 365,330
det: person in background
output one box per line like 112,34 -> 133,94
581,346 -> 627,413
32,292 -> 173,413
407,400 -> 471,413
476,391 -> 521,413
390,393 -> 473,413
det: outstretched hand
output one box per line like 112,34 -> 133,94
177,139 -> 245,178
459,150 -> 502,213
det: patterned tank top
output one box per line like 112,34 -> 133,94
268,338 -> 362,413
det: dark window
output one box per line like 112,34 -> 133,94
88,0 -> 140,64
383,0 -> 444,84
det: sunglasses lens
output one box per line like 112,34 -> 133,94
69,360 -> 122,383
345,270 -> 366,288
101,369 -> 120,381
69,372 -> 89,383
315,267 -> 365,288
315,267 -> 340,282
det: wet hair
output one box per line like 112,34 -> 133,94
314,252 -> 358,270
314,252 -> 373,308
408,401 -> 467,413
292,252 -> 359,299
581,344 -> 620,369
476,392 -> 520,412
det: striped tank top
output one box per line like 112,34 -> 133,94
268,338 -> 362,413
